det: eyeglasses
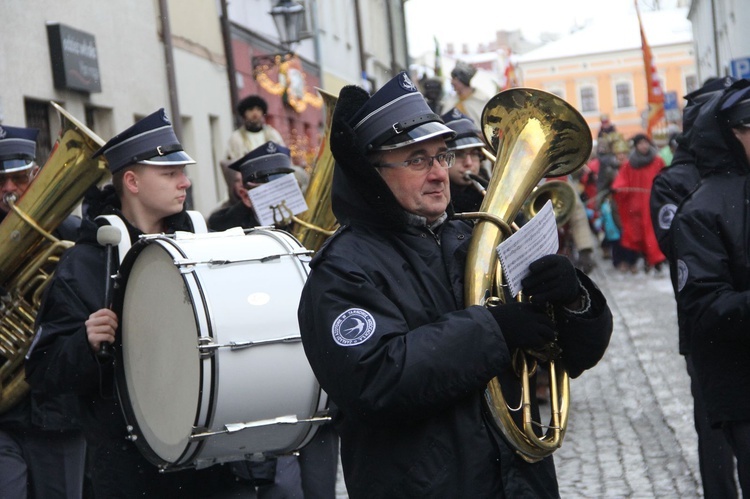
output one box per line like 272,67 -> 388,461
377,151 -> 456,172
453,149 -> 483,161
0,172 -> 32,186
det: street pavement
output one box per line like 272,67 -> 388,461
556,259 -> 702,498
334,255 -> 706,498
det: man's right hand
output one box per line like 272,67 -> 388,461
85,308 -> 118,353
488,302 -> 556,351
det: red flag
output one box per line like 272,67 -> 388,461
635,1 -> 664,136
503,48 -> 518,90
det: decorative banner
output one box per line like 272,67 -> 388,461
635,1 -> 665,137
254,54 -> 323,113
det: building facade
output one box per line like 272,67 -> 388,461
688,0 -> 750,82
516,8 -> 697,143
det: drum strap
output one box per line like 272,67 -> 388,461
96,211 -> 206,263
95,215 -> 132,265
187,210 -> 208,234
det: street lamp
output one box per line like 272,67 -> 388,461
253,0 -> 306,75
270,0 -> 306,52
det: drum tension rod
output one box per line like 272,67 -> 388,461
174,249 -> 313,268
197,335 -> 301,352
190,415 -> 333,440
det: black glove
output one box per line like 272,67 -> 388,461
521,254 -> 581,307
488,302 -> 556,351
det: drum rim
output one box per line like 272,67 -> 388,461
113,235 -> 210,469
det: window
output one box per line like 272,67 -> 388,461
24,99 -> 51,163
579,86 -> 597,113
615,82 -> 632,109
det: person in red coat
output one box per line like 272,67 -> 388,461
612,133 -> 666,273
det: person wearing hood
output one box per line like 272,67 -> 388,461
25,109 -> 249,497
611,133 -> 666,273
649,76 -> 739,499
671,78 -> 750,496
297,71 -> 613,498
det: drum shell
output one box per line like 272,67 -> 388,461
114,229 -> 325,469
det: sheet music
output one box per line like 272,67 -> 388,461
247,173 -> 308,226
495,200 -> 558,298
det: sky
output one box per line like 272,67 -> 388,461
404,0 -> 682,57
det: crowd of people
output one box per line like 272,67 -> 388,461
15,56 -> 750,497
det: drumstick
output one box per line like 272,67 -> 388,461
96,225 -> 122,359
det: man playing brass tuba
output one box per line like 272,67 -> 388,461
297,72 -> 612,498
0,125 -> 85,499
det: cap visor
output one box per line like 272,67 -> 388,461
1,159 -> 35,173
375,122 -> 457,151
449,136 -> 485,150
139,150 -> 196,166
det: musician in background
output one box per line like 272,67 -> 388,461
0,125 -> 85,498
441,108 -> 488,213
298,71 -> 612,497
25,110 -> 246,497
209,141 -> 294,231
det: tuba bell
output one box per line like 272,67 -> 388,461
0,103 -> 109,414
523,179 -> 579,227
458,88 -> 592,462
289,88 -> 339,252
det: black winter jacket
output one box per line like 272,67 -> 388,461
672,88 -> 750,425
649,149 -> 700,355
298,139 -> 612,497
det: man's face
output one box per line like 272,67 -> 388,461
133,165 -> 191,219
635,139 -> 651,155
243,106 -> 265,132
0,168 -> 35,214
448,147 -> 482,187
732,126 -> 750,164
376,137 -> 451,223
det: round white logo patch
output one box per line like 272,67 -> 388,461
658,204 -> 678,230
677,259 -> 688,292
332,308 -> 376,347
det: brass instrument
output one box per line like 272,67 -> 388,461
0,102 -> 109,414
460,88 -> 592,462
463,172 -> 487,196
285,88 -> 339,252
523,180 -> 578,227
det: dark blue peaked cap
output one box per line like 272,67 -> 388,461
93,108 -> 195,174
721,80 -> 750,128
228,141 -> 293,184
0,125 -> 39,173
349,71 -> 455,151
440,108 -> 484,151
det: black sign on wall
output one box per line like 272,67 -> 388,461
47,23 -> 102,93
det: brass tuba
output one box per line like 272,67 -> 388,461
0,102 -> 109,413
522,179 -> 579,227
462,88 -> 592,462
290,88 -> 339,252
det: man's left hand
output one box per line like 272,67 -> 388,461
521,254 -> 581,307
